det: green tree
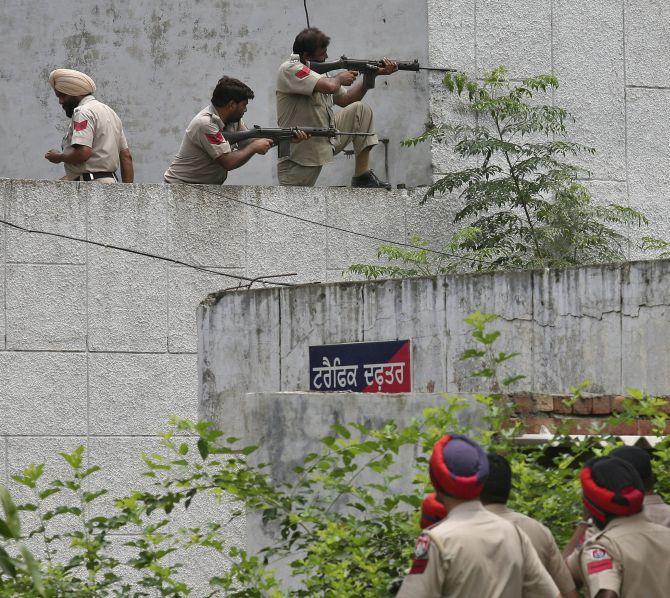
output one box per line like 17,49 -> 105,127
349,67 -> 650,278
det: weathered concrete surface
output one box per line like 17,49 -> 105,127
199,260 -> 670,435
425,0 -> 670,243
242,391 -> 485,560
0,0 -> 431,187
0,178 -> 431,587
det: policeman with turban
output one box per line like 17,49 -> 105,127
566,455 -> 670,598
397,435 -> 559,597
45,68 -> 133,182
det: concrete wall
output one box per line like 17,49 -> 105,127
426,0 -> 670,246
0,177 -> 427,586
0,0 -> 431,187
199,259 -> 670,434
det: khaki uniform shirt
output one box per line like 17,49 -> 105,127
573,512 -> 670,597
643,493 -> 670,527
397,501 -> 559,598
164,104 -> 247,184
276,53 -> 346,166
62,95 -> 128,179
486,503 -> 576,596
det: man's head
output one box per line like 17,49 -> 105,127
580,455 -> 644,529
211,76 -> 255,123
292,27 -> 330,63
610,445 -> 654,493
49,69 -> 96,117
420,493 -> 447,529
429,435 -> 489,506
480,453 -> 512,505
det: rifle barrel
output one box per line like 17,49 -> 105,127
418,66 -> 458,72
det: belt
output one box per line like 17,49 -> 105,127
77,172 -> 117,181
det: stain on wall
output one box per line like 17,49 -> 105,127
0,0 -> 432,186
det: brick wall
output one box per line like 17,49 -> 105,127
510,392 -> 670,436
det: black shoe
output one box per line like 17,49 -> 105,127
351,169 -> 391,190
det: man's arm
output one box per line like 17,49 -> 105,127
334,58 -> 399,107
562,522 -> 589,558
313,70 -> 357,95
119,148 -> 134,183
215,138 -> 273,171
45,144 -> 93,165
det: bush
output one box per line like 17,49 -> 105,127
348,67 -> 658,279
1,313 -> 668,596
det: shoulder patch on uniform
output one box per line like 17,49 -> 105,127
295,66 -> 311,79
73,120 -> 88,132
587,559 -> 613,574
590,548 -> 608,560
414,534 -> 431,559
205,131 -> 224,145
408,534 -> 431,575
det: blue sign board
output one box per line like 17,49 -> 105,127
309,339 -> 411,393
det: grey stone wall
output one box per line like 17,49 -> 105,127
0,0 -> 431,187
426,0 -> 670,251
0,178 -> 425,586
199,259 -> 670,435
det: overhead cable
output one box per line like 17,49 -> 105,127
200,187 -> 498,267
0,218 -> 297,288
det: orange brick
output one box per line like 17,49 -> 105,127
535,394 -> 555,412
592,396 -> 613,415
521,416 -> 556,434
607,421 -> 638,435
612,395 -> 627,413
553,396 -> 573,414
573,398 -> 593,415
511,392 -> 535,414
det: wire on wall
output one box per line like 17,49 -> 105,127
303,0 -> 310,27
201,187 -> 498,268
0,218 -> 297,289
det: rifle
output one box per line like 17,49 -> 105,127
222,125 -> 371,159
309,56 -> 456,87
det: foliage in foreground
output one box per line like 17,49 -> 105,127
348,67 -> 659,279
1,312 -> 669,596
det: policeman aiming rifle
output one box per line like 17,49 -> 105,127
221,125 -> 371,159
309,56 -> 456,87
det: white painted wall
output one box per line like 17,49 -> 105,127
426,0 -> 670,248
0,178 -> 428,586
199,259 -> 670,435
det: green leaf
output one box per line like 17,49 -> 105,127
59,445 -> 85,469
83,489 -> 108,503
20,545 -> 46,597
0,545 -> 16,577
197,438 -> 210,460
331,424 -> 351,439
0,486 -> 21,539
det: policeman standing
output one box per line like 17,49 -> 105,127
481,453 -> 577,598
610,445 -> 670,527
397,435 -> 559,597
45,69 -> 133,183
276,27 -> 396,188
567,455 -> 670,597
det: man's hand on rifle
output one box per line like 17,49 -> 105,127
376,58 -> 399,76
290,129 -> 310,144
336,70 -> 358,86
250,138 -> 274,155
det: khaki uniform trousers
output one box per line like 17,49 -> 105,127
277,101 -> 378,186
